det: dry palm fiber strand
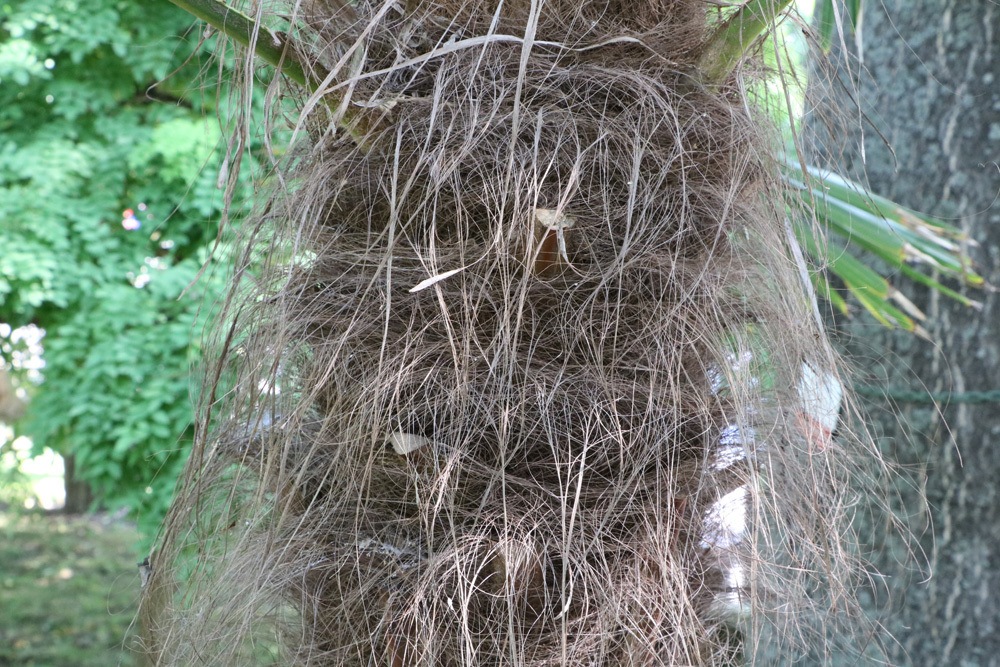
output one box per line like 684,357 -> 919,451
141,1 -> 886,664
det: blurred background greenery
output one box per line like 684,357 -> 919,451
0,2 -> 258,662
0,0 -> 262,530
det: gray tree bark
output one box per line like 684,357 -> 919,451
0,365 -> 25,423
811,2 -> 1000,665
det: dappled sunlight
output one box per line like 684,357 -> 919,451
1,435 -> 65,511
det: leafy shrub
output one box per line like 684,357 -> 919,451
0,0 -> 255,537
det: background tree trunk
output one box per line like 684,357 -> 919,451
0,366 -> 25,423
62,454 -> 93,515
814,2 -> 1000,664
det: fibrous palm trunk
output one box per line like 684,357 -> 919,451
141,2 -> 885,664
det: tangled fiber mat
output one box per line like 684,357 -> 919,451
141,1 -> 888,664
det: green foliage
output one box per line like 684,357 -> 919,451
25,256 -> 221,527
0,0 -> 249,536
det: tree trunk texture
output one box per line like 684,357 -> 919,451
62,453 -> 93,514
0,365 -> 25,423
814,2 -> 1000,665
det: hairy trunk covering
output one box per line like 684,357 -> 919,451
141,2 -> 885,664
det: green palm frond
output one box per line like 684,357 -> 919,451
697,0 -> 794,84
784,158 -> 985,336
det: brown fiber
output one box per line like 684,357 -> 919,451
141,2 -> 888,664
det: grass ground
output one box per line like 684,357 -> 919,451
0,508 -> 141,666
